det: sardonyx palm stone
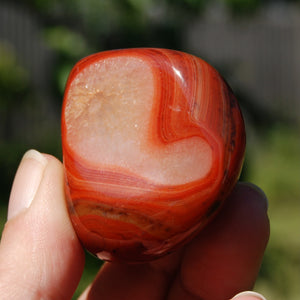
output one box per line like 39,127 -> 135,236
61,48 -> 246,262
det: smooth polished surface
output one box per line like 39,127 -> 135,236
62,48 -> 246,262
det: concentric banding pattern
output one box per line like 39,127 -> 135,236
62,48 -> 245,262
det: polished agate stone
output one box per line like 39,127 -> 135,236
61,48 -> 246,262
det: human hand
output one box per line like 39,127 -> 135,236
0,150 -> 269,300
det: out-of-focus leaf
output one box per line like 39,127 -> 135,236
0,43 -> 29,104
44,26 -> 89,58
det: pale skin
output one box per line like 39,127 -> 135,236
0,150 -> 269,300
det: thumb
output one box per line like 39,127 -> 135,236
0,150 -> 85,299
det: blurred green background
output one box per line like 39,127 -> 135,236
0,0 -> 299,299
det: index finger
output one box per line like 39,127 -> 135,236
168,182 -> 270,299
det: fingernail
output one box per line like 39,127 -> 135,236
232,291 -> 267,300
7,149 -> 48,220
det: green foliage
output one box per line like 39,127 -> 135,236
44,27 -> 90,58
0,43 -> 29,107
0,43 -> 31,197
257,242 -> 300,300
72,253 -> 103,299
223,0 -> 261,16
246,125 -> 300,300
30,0 -> 211,51
248,125 -> 300,204
44,26 -> 92,94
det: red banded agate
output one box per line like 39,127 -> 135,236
61,48 -> 246,262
